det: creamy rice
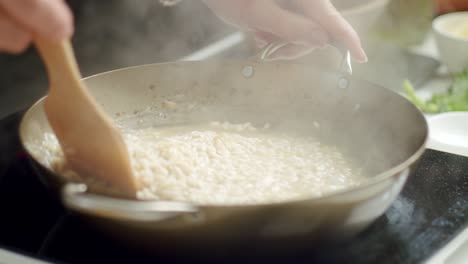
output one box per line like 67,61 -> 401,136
29,122 -> 365,205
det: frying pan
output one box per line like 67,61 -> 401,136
18,56 -> 427,251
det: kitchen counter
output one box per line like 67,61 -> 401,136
404,33 -> 468,264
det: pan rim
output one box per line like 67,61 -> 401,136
18,60 -> 429,209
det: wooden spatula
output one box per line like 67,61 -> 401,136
35,38 -> 138,198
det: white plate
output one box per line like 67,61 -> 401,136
427,112 -> 468,157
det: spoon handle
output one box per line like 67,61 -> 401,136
34,38 -> 139,199
35,38 -> 83,89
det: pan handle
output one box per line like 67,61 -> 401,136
249,40 -> 352,90
333,41 -> 353,75
250,40 -> 353,75
62,183 -> 200,222
250,41 -> 289,62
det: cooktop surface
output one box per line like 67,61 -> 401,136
1,111 -> 468,264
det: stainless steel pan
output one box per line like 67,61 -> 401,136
18,59 -> 427,249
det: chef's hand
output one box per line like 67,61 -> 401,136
203,0 -> 367,62
0,0 -> 73,54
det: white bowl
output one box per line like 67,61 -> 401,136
433,12 -> 468,74
427,112 -> 468,157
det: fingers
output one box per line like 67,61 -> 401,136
0,9 -> 31,53
297,0 -> 368,62
203,0 -> 367,62
246,0 -> 328,47
0,0 -> 73,41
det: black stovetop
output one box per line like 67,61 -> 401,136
1,111 -> 468,264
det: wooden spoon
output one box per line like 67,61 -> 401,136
35,38 -> 138,198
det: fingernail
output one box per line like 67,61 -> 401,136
359,52 -> 368,63
354,49 -> 368,63
357,56 -> 368,63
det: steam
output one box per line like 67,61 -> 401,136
72,0 -> 235,76
69,0 -> 421,178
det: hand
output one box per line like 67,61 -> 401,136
203,0 -> 367,62
0,0 -> 73,54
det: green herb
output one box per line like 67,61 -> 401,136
403,69 -> 468,113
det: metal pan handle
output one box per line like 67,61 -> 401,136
251,40 -> 352,73
250,41 -> 289,62
332,41 -> 353,75
62,183 -> 200,222
250,40 -> 352,89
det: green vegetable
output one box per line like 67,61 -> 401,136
403,69 -> 468,113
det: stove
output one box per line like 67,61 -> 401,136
1,110 -> 468,264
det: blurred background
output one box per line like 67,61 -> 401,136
0,0 -> 467,119
0,0 -> 237,118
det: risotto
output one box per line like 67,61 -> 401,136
30,122 -> 365,205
